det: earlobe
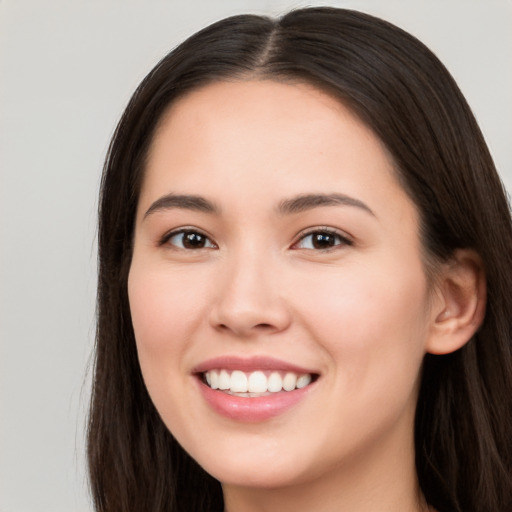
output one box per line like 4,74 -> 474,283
427,249 -> 486,355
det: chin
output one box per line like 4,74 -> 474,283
205,460 -> 309,490
186,435 -> 322,490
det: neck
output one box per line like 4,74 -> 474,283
223,471 -> 426,512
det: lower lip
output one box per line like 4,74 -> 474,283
197,379 -> 315,422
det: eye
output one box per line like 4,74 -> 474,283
293,229 -> 352,250
162,229 -> 217,250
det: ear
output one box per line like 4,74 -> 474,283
426,249 -> 486,355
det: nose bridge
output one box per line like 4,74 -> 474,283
210,239 -> 290,336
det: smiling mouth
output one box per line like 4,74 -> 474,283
201,369 -> 318,397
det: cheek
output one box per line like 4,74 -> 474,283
292,258 -> 430,385
127,262 -> 209,393
128,263 -> 204,346
287,261 -> 430,458
127,262 -> 215,443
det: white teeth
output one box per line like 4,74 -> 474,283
230,370 -> 248,392
267,372 -> 283,392
209,370 -> 219,390
203,369 -> 314,394
218,369 -> 230,390
248,371 -> 267,393
296,374 -> 312,389
283,372 -> 297,391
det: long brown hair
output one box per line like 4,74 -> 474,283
88,8 -> 512,511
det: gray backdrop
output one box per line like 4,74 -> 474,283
1,1 -> 510,511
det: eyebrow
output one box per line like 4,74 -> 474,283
143,192 -> 374,219
277,193 -> 375,216
143,193 -> 220,219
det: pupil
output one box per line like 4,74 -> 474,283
313,233 -> 335,249
184,232 -> 205,248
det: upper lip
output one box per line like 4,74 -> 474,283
192,356 -> 318,375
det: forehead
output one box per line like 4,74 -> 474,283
140,80 -> 415,225
159,79 -> 351,126
154,80 -> 377,146
146,80 -> 394,184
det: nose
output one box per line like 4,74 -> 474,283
209,250 -> 292,338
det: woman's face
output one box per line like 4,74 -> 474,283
128,80 -> 438,490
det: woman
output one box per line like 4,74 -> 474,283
88,7 -> 512,512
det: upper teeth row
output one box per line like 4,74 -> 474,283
205,370 -> 312,393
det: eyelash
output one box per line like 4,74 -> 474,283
292,227 -> 353,251
159,227 -> 353,251
159,228 -> 217,250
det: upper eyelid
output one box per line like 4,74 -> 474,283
293,226 -> 353,243
159,226 -> 217,246
158,225 -> 353,247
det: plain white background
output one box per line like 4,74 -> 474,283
0,1 -> 510,510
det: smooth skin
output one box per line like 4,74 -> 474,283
128,80 -> 485,512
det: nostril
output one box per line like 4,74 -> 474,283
216,322 -> 274,333
210,300 -> 292,336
